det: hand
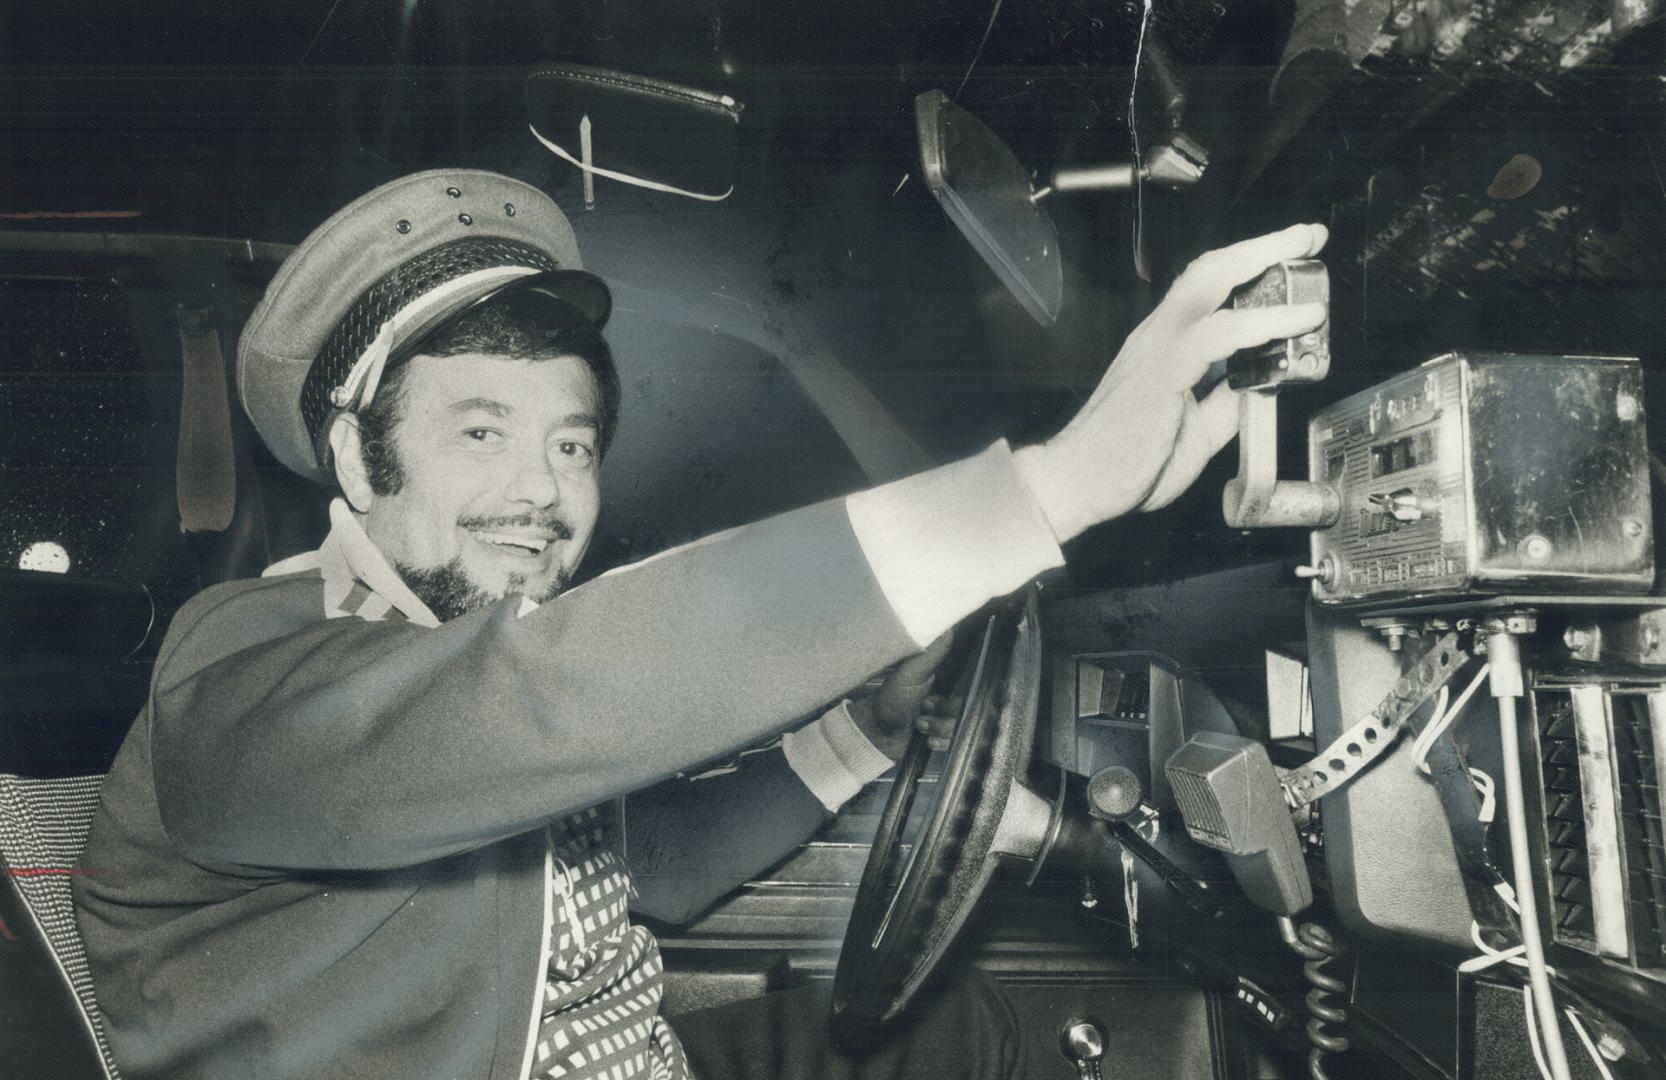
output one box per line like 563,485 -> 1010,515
847,632 -> 954,760
1014,223 -> 1330,542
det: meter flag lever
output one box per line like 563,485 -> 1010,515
1220,259 -> 1342,529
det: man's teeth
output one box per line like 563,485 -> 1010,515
471,531 -> 550,554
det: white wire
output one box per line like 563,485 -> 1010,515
1459,918 -> 1536,973
1470,767 -> 1497,824
1525,985 -> 1553,1080
1463,787 -> 1609,1080
1495,688 -> 1573,1080
1529,995 -> 1623,1080
1483,935 -> 1619,1080
1127,0 -> 1153,279
1412,662 -> 1491,773
1412,686 -> 1450,771
953,0 -> 1007,98
1458,865 -> 1533,978
1566,1008 -> 1617,1080
1458,890 -> 1555,977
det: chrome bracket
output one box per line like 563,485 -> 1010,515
1281,631 -> 1469,807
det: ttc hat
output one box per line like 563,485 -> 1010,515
238,169 -> 610,485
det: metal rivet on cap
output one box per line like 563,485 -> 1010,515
395,219 -> 412,234
457,212 -> 473,226
504,202 -> 516,216
446,186 -> 462,198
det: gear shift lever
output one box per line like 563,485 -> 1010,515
1059,1017 -> 1108,1080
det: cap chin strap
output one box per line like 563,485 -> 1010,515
329,265 -> 543,413
529,124 -> 733,202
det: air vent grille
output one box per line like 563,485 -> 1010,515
1536,695 -> 1598,947
1532,686 -> 1666,977
1613,697 -> 1666,969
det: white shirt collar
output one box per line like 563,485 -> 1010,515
263,499 -> 442,628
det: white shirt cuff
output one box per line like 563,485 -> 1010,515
782,700 -> 895,813
844,439 -> 1064,648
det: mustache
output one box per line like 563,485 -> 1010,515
457,513 -> 575,540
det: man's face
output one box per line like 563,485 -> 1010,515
353,351 -> 603,619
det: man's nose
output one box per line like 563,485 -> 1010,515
503,447 -> 562,507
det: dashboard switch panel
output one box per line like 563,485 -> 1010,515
1306,352 -> 1652,605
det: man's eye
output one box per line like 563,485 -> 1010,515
462,428 -> 504,444
556,440 -> 595,460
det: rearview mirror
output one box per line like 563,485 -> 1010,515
915,89 -> 1063,326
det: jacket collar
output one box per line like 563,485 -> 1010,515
263,498 -> 442,628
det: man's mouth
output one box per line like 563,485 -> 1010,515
460,514 -> 574,561
468,531 -> 553,558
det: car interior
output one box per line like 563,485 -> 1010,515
3,1 -> 1666,1077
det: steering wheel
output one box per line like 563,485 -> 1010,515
829,588 -> 1057,1051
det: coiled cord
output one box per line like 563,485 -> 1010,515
1285,921 -> 1349,1080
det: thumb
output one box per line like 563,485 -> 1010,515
895,631 -> 954,684
1137,383 -> 1242,512
1193,380 -> 1243,455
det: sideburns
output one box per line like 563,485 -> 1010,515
362,432 -> 407,496
355,404 -> 408,496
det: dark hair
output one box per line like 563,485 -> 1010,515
353,293 -> 620,496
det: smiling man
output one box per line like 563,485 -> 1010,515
73,169 -> 1326,1080
336,294 -> 612,620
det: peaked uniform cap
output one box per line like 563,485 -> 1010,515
238,169 -> 593,484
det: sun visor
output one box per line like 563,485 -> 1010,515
526,64 -> 743,202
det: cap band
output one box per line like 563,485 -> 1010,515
299,235 -> 566,450
328,264 -> 542,415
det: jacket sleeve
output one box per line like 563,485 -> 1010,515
150,442 -> 1061,872
625,746 -> 833,925
626,698 -> 897,923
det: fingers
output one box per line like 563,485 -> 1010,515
914,711 -> 956,753
1164,223 -> 1329,326
890,631 -> 954,689
918,631 -> 954,669
920,692 -> 965,720
1194,380 -> 1243,455
1136,383 -> 1242,512
914,712 -> 956,736
1178,301 -> 1327,372
1204,222 -> 1328,286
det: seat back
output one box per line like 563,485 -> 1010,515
0,773 -> 122,1079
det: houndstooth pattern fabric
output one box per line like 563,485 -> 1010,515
0,773 -> 122,1079
532,807 -> 687,1080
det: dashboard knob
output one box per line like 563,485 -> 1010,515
1087,765 -> 1143,823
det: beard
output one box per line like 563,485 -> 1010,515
392,556 -> 572,623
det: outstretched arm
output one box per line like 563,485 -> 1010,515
151,224 -> 1325,874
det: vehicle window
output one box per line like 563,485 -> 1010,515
0,278 -> 200,614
